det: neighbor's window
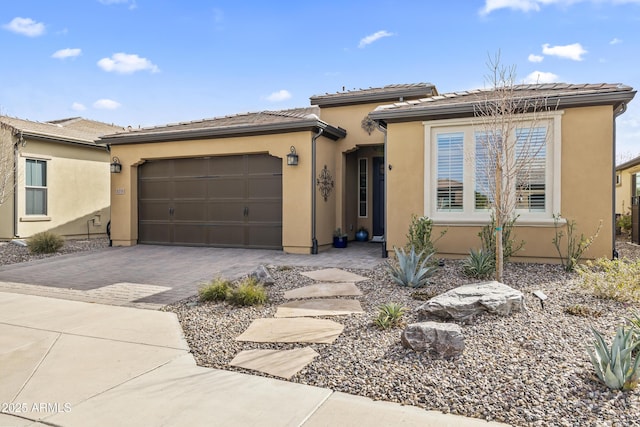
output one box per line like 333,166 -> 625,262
425,114 -> 560,222
26,159 -> 47,215
359,158 -> 367,217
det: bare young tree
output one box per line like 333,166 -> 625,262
0,120 -> 17,207
473,53 -> 553,281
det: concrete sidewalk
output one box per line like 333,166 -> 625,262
0,292 -> 507,427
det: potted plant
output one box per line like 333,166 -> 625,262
333,228 -> 348,248
355,226 -> 369,242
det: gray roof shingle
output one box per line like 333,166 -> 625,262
0,116 -> 124,146
310,83 -> 437,107
369,83 -> 636,121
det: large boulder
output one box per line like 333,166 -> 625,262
248,265 -> 275,286
416,281 -> 524,323
401,322 -> 465,358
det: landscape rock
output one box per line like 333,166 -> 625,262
248,265 -> 275,286
416,281 -> 525,323
401,321 -> 465,358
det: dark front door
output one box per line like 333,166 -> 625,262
138,154 -> 282,249
372,156 -> 385,237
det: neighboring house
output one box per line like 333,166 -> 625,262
102,83 -> 635,262
0,116 -> 124,240
615,154 -> 640,216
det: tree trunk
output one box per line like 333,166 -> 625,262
495,161 -> 504,282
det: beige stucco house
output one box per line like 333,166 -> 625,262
0,116 -> 124,240
102,83 -> 635,262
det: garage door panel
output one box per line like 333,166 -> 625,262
208,179 -> 245,199
207,202 -> 245,222
248,177 -> 282,198
140,180 -> 172,199
174,180 -> 207,199
173,202 -> 207,221
174,158 -> 207,177
139,154 -> 282,248
138,223 -> 171,243
210,156 -> 244,175
207,224 -> 245,246
172,224 -> 208,245
139,201 -> 170,221
247,225 -> 283,247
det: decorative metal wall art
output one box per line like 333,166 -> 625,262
361,116 -> 376,135
317,165 -> 334,202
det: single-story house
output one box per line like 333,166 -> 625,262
0,116 -> 124,240
615,154 -> 640,216
102,83 -> 635,262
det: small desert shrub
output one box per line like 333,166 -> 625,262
564,304 -> 602,318
577,258 -> 640,303
198,278 -> 232,302
411,289 -> 439,301
552,214 -> 602,272
405,215 -> 446,264
27,231 -> 64,254
617,212 -> 632,234
228,277 -> 268,306
387,246 -> 437,288
374,302 -> 407,330
588,325 -> 640,391
462,248 -> 495,279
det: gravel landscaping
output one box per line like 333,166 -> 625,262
168,240 -> 640,427
0,238 -> 109,267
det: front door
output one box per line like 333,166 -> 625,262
372,157 -> 385,237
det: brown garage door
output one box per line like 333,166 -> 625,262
138,154 -> 282,249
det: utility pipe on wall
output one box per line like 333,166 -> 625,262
311,128 -> 324,254
612,102 -> 627,259
376,122 -> 388,258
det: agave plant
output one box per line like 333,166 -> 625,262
386,246 -> 437,288
462,248 -> 495,279
374,302 -> 407,329
587,325 -> 640,391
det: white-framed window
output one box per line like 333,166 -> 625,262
424,112 -> 562,224
25,158 -> 47,215
616,173 -> 621,186
358,158 -> 368,217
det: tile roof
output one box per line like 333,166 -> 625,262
616,154 -> 640,171
370,83 -> 636,120
101,107 -> 347,144
0,116 -> 124,146
103,107 -> 321,138
310,83 -> 437,106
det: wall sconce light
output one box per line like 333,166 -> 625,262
110,157 -> 122,174
287,146 -> 299,166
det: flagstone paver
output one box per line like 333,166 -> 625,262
229,347 -> 319,379
301,268 -> 368,283
236,318 -> 344,344
283,282 -> 362,299
275,299 -> 364,318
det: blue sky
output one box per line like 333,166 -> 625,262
1,0 -> 639,160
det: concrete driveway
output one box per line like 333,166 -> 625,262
0,243 -> 386,308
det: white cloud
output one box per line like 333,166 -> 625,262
610,37 -> 623,45
266,90 -> 292,102
481,0 -> 640,15
523,71 -> 560,84
52,48 -> 82,59
97,53 -> 159,74
71,102 -> 86,111
542,43 -> 587,60
528,53 -> 544,63
93,99 -> 122,110
3,17 -> 45,37
358,30 -> 395,48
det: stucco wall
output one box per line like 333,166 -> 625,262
386,105 -> 615,262
616,164 -> 640,215
109,131 -> 325,253
14,139 -> 110,239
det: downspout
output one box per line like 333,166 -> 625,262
376,121 -> 388,258
311,128 -> 323,254
13,131 -> 23,238
612,102 -> 627,259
